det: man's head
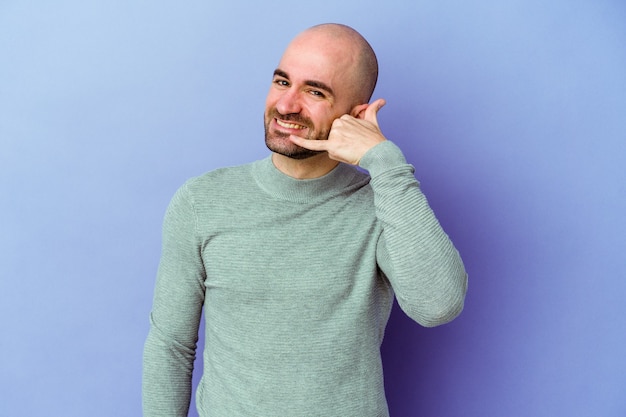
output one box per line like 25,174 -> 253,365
264,24 -> 379,159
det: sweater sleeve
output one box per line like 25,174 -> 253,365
359,141 -> 468,327
143,182 -> 206,416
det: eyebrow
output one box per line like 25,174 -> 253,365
273,69 -> 335,97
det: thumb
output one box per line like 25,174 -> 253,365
362,98 -> 386,125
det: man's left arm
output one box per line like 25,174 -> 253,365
360,140 -> 467,327
289,99 -> 468,327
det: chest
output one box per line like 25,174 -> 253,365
197,193 -> 380,306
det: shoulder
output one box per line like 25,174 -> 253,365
182,161 -> 255,196
191,162 -> 253,185
162,162 -> 257,215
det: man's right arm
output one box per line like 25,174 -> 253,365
143,183 -> 206,416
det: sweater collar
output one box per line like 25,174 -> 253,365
252,155 -> 358,203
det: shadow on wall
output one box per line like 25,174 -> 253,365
382,301 -> 466,416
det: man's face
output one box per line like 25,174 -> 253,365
264,35 -> 358,159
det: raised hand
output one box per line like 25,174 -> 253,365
289,98 -> 387,165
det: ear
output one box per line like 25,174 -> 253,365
350,103 -> 370,119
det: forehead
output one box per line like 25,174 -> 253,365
277,35 -> 357,91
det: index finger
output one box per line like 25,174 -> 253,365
288,135 -> 329,151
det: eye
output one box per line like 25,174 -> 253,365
274,78 -> 289,87
309,90 -> 325,98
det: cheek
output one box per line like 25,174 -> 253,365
265,88 -> 280,108
308,104 -> 337,126
318,112 -> 343,132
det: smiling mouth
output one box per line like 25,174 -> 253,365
276,119 -> 307,130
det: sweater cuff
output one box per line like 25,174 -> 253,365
358,140 -> 409,178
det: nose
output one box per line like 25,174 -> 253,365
275,88 -> 302,115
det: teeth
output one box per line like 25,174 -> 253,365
276,119 -> 306,130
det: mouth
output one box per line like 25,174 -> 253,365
275,118 -> 307,131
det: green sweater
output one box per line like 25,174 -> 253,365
143,141 -> 467,417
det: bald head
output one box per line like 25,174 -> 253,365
287,23 -> 379,104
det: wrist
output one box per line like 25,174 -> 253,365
358,140 -> 408,177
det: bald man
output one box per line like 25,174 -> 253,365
143,23 -> 467,417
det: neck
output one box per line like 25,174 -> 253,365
271,152 -> 340,179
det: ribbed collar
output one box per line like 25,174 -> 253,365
251,156 -> 359,203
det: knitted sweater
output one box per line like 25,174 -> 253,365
142,140 -> 467,417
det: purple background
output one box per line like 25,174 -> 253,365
1,1 -> 625,416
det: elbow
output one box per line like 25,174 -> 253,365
417,295 -> 465,328
399,273 -> 468,328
